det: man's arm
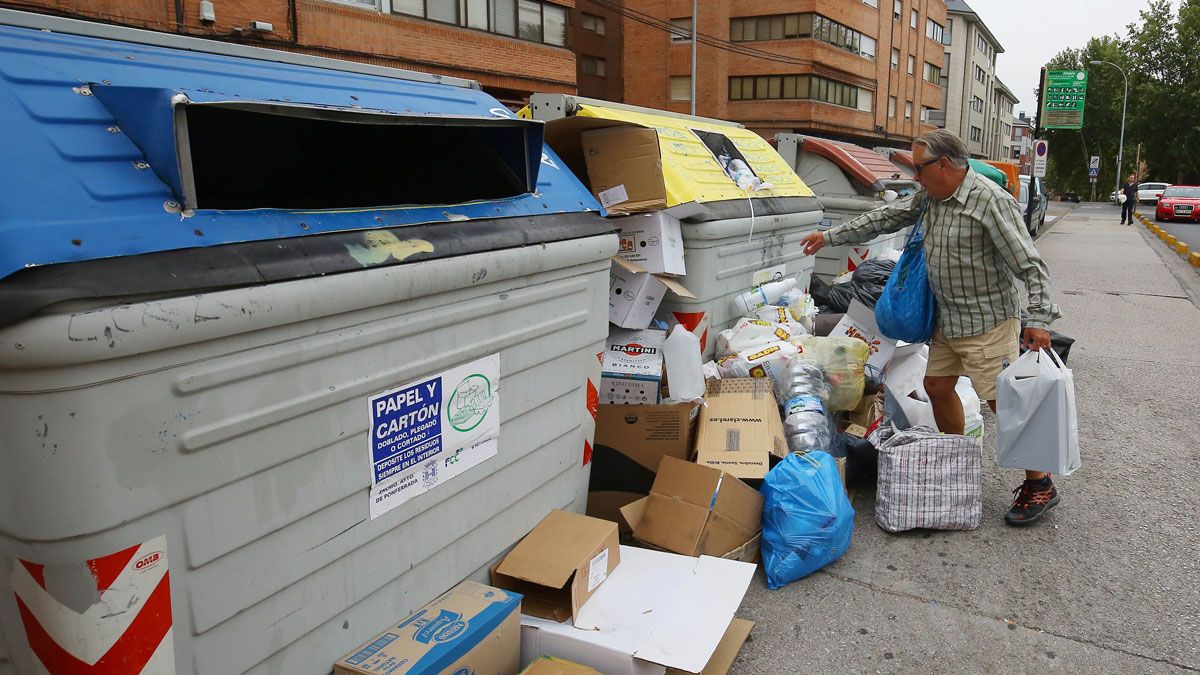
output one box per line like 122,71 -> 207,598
984,194 -> 1063,332
822,190 -> 927,247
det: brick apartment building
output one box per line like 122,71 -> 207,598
571,0 -> 947,147
3,0 -> 578,104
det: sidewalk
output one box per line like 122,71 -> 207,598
731,203 -> 1200,673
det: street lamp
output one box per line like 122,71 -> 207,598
1089,60 -> 1128,200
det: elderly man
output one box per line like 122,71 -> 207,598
799,130 -> 1064,526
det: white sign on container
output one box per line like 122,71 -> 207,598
367,354 -> 500,519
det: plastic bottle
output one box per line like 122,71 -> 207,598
733,278 -> 798,315
662,324 -> 705,403
776,357 -> 833,454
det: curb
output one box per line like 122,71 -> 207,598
1138,213 -> 1197,264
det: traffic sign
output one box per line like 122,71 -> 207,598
1089,155 -> 1100,170
1042,70 -> 1088,129
1089,167 -> 1099,177
1033,139 -> 1048,178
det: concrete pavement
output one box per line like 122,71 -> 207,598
731,202 -> 1200,673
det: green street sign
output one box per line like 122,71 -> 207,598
1041,69 -> 1088,129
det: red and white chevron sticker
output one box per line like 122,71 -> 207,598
10,535 -> 174,674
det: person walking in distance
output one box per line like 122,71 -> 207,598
1119,174 -> 1138,225
799,130 -> 1064,525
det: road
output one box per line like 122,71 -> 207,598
731,201 -> 1200,674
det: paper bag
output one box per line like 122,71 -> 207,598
996,349 -> 1080,475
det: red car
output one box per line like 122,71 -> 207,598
1155,185 -> 1200,222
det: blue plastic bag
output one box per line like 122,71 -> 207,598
760,452 -> 855,589
875,202 -> 936,343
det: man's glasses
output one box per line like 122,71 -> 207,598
914,157 -> 942,174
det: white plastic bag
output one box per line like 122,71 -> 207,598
884,344 -> 937,430
956,377 -> 983,440
996,349 -> 1080,475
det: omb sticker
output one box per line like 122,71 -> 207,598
368,354 -> 500,519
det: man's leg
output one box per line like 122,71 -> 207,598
924,375 -> 964,435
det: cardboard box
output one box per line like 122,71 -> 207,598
601,328 -> 666,405
616,211 -> 686,276
619,456 -> 762,558
490,510 -> 619,623
582,125 -> 668,215
587,403 -> 695,532
693,378 -> 788,479
521,656 -> 603,674
519,546 -> 756,675
334,581 -> 520,675
609,257 -> 695,330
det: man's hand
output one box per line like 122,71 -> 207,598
1022,327 -> 1052,352
800,231 -> 826,256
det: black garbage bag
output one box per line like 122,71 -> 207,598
841,432 -> 879,487
1019,317 -> 1075,363
848,258 -> 895,309
810,275 -> 856,313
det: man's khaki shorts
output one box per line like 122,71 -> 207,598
925,318 -> 1020,401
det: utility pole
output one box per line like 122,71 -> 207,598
1025,68 -> 1045,229
689,0 -> 697,116
1134,142 -> 1142,182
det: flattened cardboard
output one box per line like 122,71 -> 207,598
491,510 -> 619,623
587,403 -> 695,531
334,581 -> 520,675
581,126 -> 667,214
609,257 -> 696,329
665,619 -> 754,675
519,546 -> 756,674
693,378 -> 788,479
622,457 -> 762,558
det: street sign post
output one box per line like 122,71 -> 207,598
1042,70 -> 1088,129
1033,139 -> 1048,178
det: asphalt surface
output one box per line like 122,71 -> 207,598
732,201 -> 1200,673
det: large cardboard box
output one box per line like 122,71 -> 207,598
615,211 -> 686,276
601,328 -> 666,405
519,546 -> 756,675
693,378 -> 788,479
620,456 -> 762,558
587,403 -> 694,532
490,510 -> 619,623
521,656 -> 603,674
582,126 -> 667,215
334,581 -> 520,675
609,257 -> 695,330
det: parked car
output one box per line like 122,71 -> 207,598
1137,181 -> 1170,204
1018,176 -> 1048,236
1154,185 -> 1200,222
1060,192 -> 1081,203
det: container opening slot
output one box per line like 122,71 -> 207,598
180,104 -> 535,211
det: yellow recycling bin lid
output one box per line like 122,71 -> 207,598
526,102 -> 814,209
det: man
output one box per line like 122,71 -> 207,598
1119,174 -> 1138,225
799,130 -> 1063,526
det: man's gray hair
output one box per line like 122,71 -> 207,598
914,130 -> 969,168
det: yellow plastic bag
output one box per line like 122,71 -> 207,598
792,337 -> 870,411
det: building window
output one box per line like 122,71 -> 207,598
580,55 -> 606,76
925,19 -> 943,43
581,12 -> 605,35
975,64 -> 987,83
393,0 -> 567,45
924,62 -> 941,83
729,13 -> 876,61
910,8 -> 918,28
860,35 -> 876,60
669,17 -> 692,42
970,126 -> 983,142
971,96 -> 984,112
888,95 -> 896,117
907,55 -> 914,74
891,48 -> 900,69
920,106 -> 932,122
905,101 -> 912,119
864,0 -> 878,6
1012,147 -> 1021,160
670,76 -> 691,101
943,18 -> 953,44
893,0 -> 902,21
728,74 -> 864,109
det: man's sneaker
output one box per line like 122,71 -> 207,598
1005,478 -> 1060,526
